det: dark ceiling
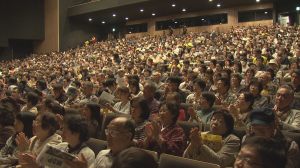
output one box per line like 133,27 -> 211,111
69,0 -> 275,25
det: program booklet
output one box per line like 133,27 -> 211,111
36,144 -> 75,168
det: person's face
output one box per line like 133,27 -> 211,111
250,124 -> 274,138
83,106 -> 91,120
231,76 -> 240,87
246,71 -> 254,79
237,94 -> 250,111
106,119 -> 131,153
131,102 -> 142,122
62,124 -> 79,144
33,115 -> 48,139
143,85 -> 154,100
193,83 -> 202,93
275,88 -> 293,109
234,145 -> 264,168
167,82 -> 178,92
217,80 -> 226,93
291,73 -> 300,87
210,113 -> 227,135
14,119 -> 24,133
199,95 -> 210,109
249,85 -> 259,96
82,84 -> 92,96
159,105 -> 174,126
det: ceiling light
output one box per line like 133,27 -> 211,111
172,4 -> 176,7
125,17 -> 129,20
264,12 -> 268,14
112,14 -> 116,17
182,8 -> 186,12
101,21 -> 105,24
209,0 -> 213,2
256,0 -> 260,2
140,9 -> 144,12
129,32 -> 132,34
112,28 -> 116,32
297,7 -> 300,11
217,3 -> 221,7
152,13 -> 156,16
174,21 -> 178,24
201,18 -> 205,21
88,18 -> 92,22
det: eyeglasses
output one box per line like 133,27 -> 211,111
235,153 -> 264,167
105,129 -> 127,138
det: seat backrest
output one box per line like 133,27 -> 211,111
158,153 -> 220,168
177,121 -> 199,140
142,149 -> 158,162
86,138 -> 107,155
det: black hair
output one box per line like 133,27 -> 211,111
85,103 -> 101,122
38,112 -> 60,136
64,114 -> 89,143
193,78 -> 206,91
131,97 -> 150,121
201,92 -> 216,107
0,107 -> 15,127
16,112 -> 36,138
242,136 -> 287,168
111,147 -> 158,168
167,76 -> 182,86
249,79 -> 264,95
211,109 -> 234,137
36,80 -> 47,91
27,92 -> 39,106
163,102 -> 180,124
241,92 -> 255,110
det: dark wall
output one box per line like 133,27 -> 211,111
0,0 -> 44,60
59,0 -> 101,51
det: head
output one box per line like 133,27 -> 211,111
130,97 -> 150,123
234,137 -> 287,168
217,77 -> 230,94
66,87 -> 79,100
166,76 -> 182,92
193,78 -> 206,93
26,92 -> 39,107
143,82 -> 157,101
15,112 -> 36,138
237,92 -> 255,112
62,114 -> 89,146
52,83 -> 64,99
231,73 -> 242,88
116,86 -> 130,101
106,117 -> 135,155
111,147 -> 158,168
83,103 -> 101,121
210,109 -> 234,137
248,79 -> 263,96
82,81 -> 94,97
275,85 -> 294,110
291,69 -> 300,89
249,108 -> 276,138
159,102 -> 179,126
0,107 -> 15,127
33,112 -> 60,140
128,79 -> 140,95
200,91 -> 216,109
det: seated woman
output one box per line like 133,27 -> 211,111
106,86 -> 131,114
82,103 -> 101,138
0,112 -> 35,167
188,92 -> 216,131
144,102 -> 187,156
131,97 -> 150,147
0,108 -> 15,149
52,114 -> 95,168
183,109 -> 240,168
228,92 -> 254,129
16,112 -> 62,156
248,79 -> 269,109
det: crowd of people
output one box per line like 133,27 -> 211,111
0,24 -> 300,168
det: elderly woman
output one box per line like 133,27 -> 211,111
16,112 -> 62,156
184,109 -> 240,168
144,102 -> 187,156
82,103 -> 101,138
106,86 -> 131,114
248,79 -> 269,109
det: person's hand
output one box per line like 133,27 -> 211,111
56,114 -> 64,129
65,153 -> 88,168
188,106 -> 197,120
145,123 -> 154,139
189,127 -> 202,148
104,103 -> 114,112
151,121 -> 161,140
18,153 -> 38,168
16,132 -> 30,152
228,104 -> 238,117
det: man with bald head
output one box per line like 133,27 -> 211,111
94,117 -> 135,168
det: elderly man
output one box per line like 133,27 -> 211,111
94,117 -> 135,168
80,81 -> 98,104
273,85 -> 300,130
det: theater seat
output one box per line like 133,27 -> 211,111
86,138 -> 107,155
158,153 -> 220,168
177,121 -> 199,140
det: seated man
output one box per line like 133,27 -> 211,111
244,108 -> 300,168
273,85 -> 300,130
94,117 -> 135,168
235,136 -> 287,168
